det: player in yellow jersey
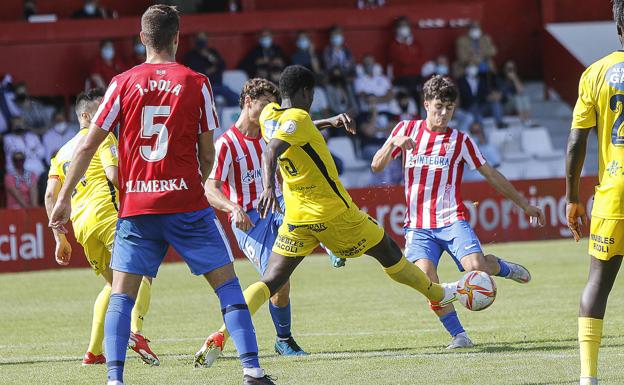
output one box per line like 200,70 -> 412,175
566,3 -> 624,384
197,65 -> 463,363
44,89 -> 158,366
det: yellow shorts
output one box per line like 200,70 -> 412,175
273,205 -> 385,258
79,219 -> 116,275
589,217 -> 624,260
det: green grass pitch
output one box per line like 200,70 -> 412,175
2,239 -> 624,385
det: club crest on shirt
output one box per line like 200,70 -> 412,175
242,169 -> 261,184
280,120 -> 297,134
109,144 -> 118,157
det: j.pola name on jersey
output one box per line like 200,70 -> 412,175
406,154 -> 450,168
135,80 -> 182,96
126,178 -> 189,193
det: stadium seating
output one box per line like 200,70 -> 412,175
222,70 -> 248,95
327,137 -> 371,188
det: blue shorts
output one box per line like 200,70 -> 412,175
404,220 -> 482,272
231,197 -> 285,275
111,207 -> 234,278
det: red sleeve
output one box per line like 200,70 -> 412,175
461,133 -> 487,170
199,77 -> 219,133
387,120 -> 408,159
92,77 -> 122,132
208,137 -> 232,182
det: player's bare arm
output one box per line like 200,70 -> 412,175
49,125 -> 109,232
313,113 -> 356,135
104,166 -> 119,190
198,130 -> 215,183
370,135 -> 415,172
204,179 -> 253,231
478,162 -> 546,226
44,177 -> 72,265
258,138 -> 290,218
566,128 -> 591,241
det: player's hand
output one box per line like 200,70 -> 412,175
55,238 -> 72,266
257,187 -> 282,219
524,205 -> 545,227
566,202 -> 588,242
49,198 -> 71,234
392,136 -> 416,151
328,113 -> 356,135
232,206 -> 254,232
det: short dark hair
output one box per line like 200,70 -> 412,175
422,75 -> 458,103
614,0 -> 624,30
141,5 -> 179,53
76,88 -> 105,115
239,78 -> 280,109
279,65 -> 315,99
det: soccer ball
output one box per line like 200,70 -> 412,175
456,271 -> 497,311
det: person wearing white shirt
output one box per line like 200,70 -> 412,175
354,54 -> 394,113
4,117 -> 46,177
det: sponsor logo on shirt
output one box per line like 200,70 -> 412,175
406,153 -> 450,168
242,169 -> 261,185
109,145 -> 118,158
126,178 -> 189,193
606,62 -> 624,91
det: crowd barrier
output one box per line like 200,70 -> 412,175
0,176 -> 596,273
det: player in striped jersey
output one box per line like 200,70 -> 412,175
195,78 -> 346,367
372,75 -> 545,348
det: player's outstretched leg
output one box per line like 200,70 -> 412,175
578,256 -> 622,385
415,259 -> 473,349
128,276 -> 159,366
269,281 -> 308,356
461,253 -> 531,284
84,284 -> 111,365
365,234 -> 457,305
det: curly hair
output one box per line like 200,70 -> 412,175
422,75 -> 458,103
279,65 -> 315,99
141,5 -> 179,53
239,78 -> 280,109
614,0 -> 624,30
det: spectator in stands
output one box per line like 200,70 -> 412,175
0,77 -> 19,135
389,90 -> 419,121
42,110 -> 77,163
457,63 -> 506,128
421,55 -> 450,79
12,82 -> 52,136
456,22 -> 497,74
356,0 -> 386,9
360,109 -> 403,185
323,26 -> 355,75
463,122 -> 502,181
239,29 -> 286,79
388,16 -> 422,97
354,54 -> 394,114
498,60 -> 534,126
291,32 -> 323,77
89,39 -> 126,89
197,0 -> 239,13
184,32 -> 238,106
24,0 -> 37,19
129,35 -> 146,67
3,117 -> 45,177
4,152 -> 38,209
325,66 -> 359,118
72,0 -> 107,19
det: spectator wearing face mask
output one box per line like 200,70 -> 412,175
498,60 -> 534,126
354,54 -> 394,114
421,55 -> 451,78
129,35 -> 146,67
457,63 -> 506,128
389,91 -> 419,121
89,39 -> 126,89
456,22 -> 497,74
323,26 -> 355,76
3,117 -> 45,177
326,66 -> 359,119
0,77 -> 22,135
291,31 -> 323,76
184,32 -> 239,106
72,0 -> 107,19
388,17 -> 423,97
239,29 -> 286,78
42,110 -> 78,163
12,82 -> 53,136
4,152 -> 38,209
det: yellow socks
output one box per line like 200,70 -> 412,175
131,277 -> 152,334
579,317 -> 603,379
383,257 -> 444,302
87,285 -> 111,355
220,281 -> 271,342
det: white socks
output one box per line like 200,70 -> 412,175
243,367 -> 265,379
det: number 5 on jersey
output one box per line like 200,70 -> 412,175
141,105 -> 170,162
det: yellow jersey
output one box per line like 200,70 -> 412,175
260,102 -> 352,224
573,51 -> 624,219
48,129 -> 119,243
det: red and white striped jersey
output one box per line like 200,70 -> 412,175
209,125 -> 266,214
387,120 -> 486,229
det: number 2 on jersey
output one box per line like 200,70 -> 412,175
610,94 -> 624,145
140,105 -> 170,162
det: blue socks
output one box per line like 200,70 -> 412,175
215,278 -> 260,369
104,293 -> 135,383
496,258 -> 511,277
439,310 -> 465,337
269,301 -> 292,339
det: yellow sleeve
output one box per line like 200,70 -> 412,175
260,102 -> 280,143
98,133 -> 119,169
571,66 -> 597,129
48,156 -> 64,183
271,109 -> 310,147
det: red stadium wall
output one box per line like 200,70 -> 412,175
0,177 -> 596,274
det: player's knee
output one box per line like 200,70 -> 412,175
461,255 -> 488,272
